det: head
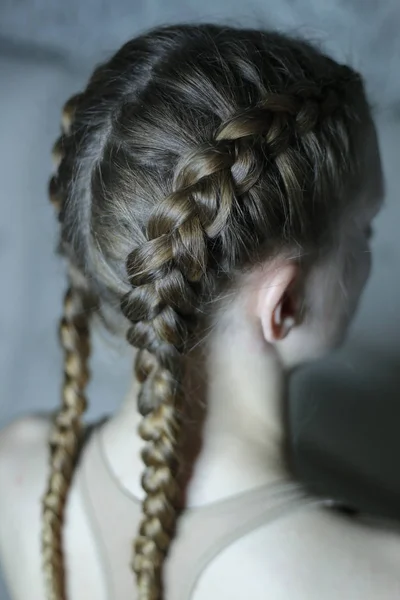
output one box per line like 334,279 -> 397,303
43,24 -> 383,600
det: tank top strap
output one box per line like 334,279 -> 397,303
166,480 -> 322,600
77,425 -> 324,600
78,426 -> 142,600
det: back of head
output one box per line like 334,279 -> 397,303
44,24 -> 374,600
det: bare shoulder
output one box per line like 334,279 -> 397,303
0,416 -> 51,599
0,415 -> 52,499
0,414 -> 51,448
192,505 -> 400,600
0,415 -> 52,513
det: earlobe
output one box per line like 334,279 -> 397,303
256,262 -> 299,344
272,301 -> 295,340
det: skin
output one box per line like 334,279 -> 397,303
0,128 -> 396,600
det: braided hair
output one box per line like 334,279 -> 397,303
42,24 -> 370,600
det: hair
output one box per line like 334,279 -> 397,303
41,23 -> 372,600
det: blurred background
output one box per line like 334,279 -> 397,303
0,1 -> 399,597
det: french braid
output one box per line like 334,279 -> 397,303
123,142 -> 238,599
42,96 -> 92,600
121,80 -> 348,599
43,24 -> 369,600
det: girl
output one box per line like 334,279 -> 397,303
0,23 -> 394,600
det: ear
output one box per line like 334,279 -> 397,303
256,262 -> 299,343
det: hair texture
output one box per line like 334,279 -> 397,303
42,98 -> 96,600
43,24 -> 372,600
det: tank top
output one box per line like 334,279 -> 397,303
77,427 -> 324,600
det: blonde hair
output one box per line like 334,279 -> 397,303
42,24 -> 370,600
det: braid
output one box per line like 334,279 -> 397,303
42,285 -> 91,600
123,81 -> 347,598
41,26 -> 367,600
123,140 -> 235,599
42,96 -> 91,600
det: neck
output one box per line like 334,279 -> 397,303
102,304 -> 290,507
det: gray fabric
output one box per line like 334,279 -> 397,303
0,3 -> 400,598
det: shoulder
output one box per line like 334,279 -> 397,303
0,415 -> 51,496
0,416 -> 51,599
0,415 -> 107,600
192,505 -> 400,600
0,413 -> 51,447
0,415 -> 52,546
0,415 -> 52,507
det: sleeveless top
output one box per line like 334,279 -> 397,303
77,427 -> 325,600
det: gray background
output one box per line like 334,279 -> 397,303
0,1 -> 400,597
